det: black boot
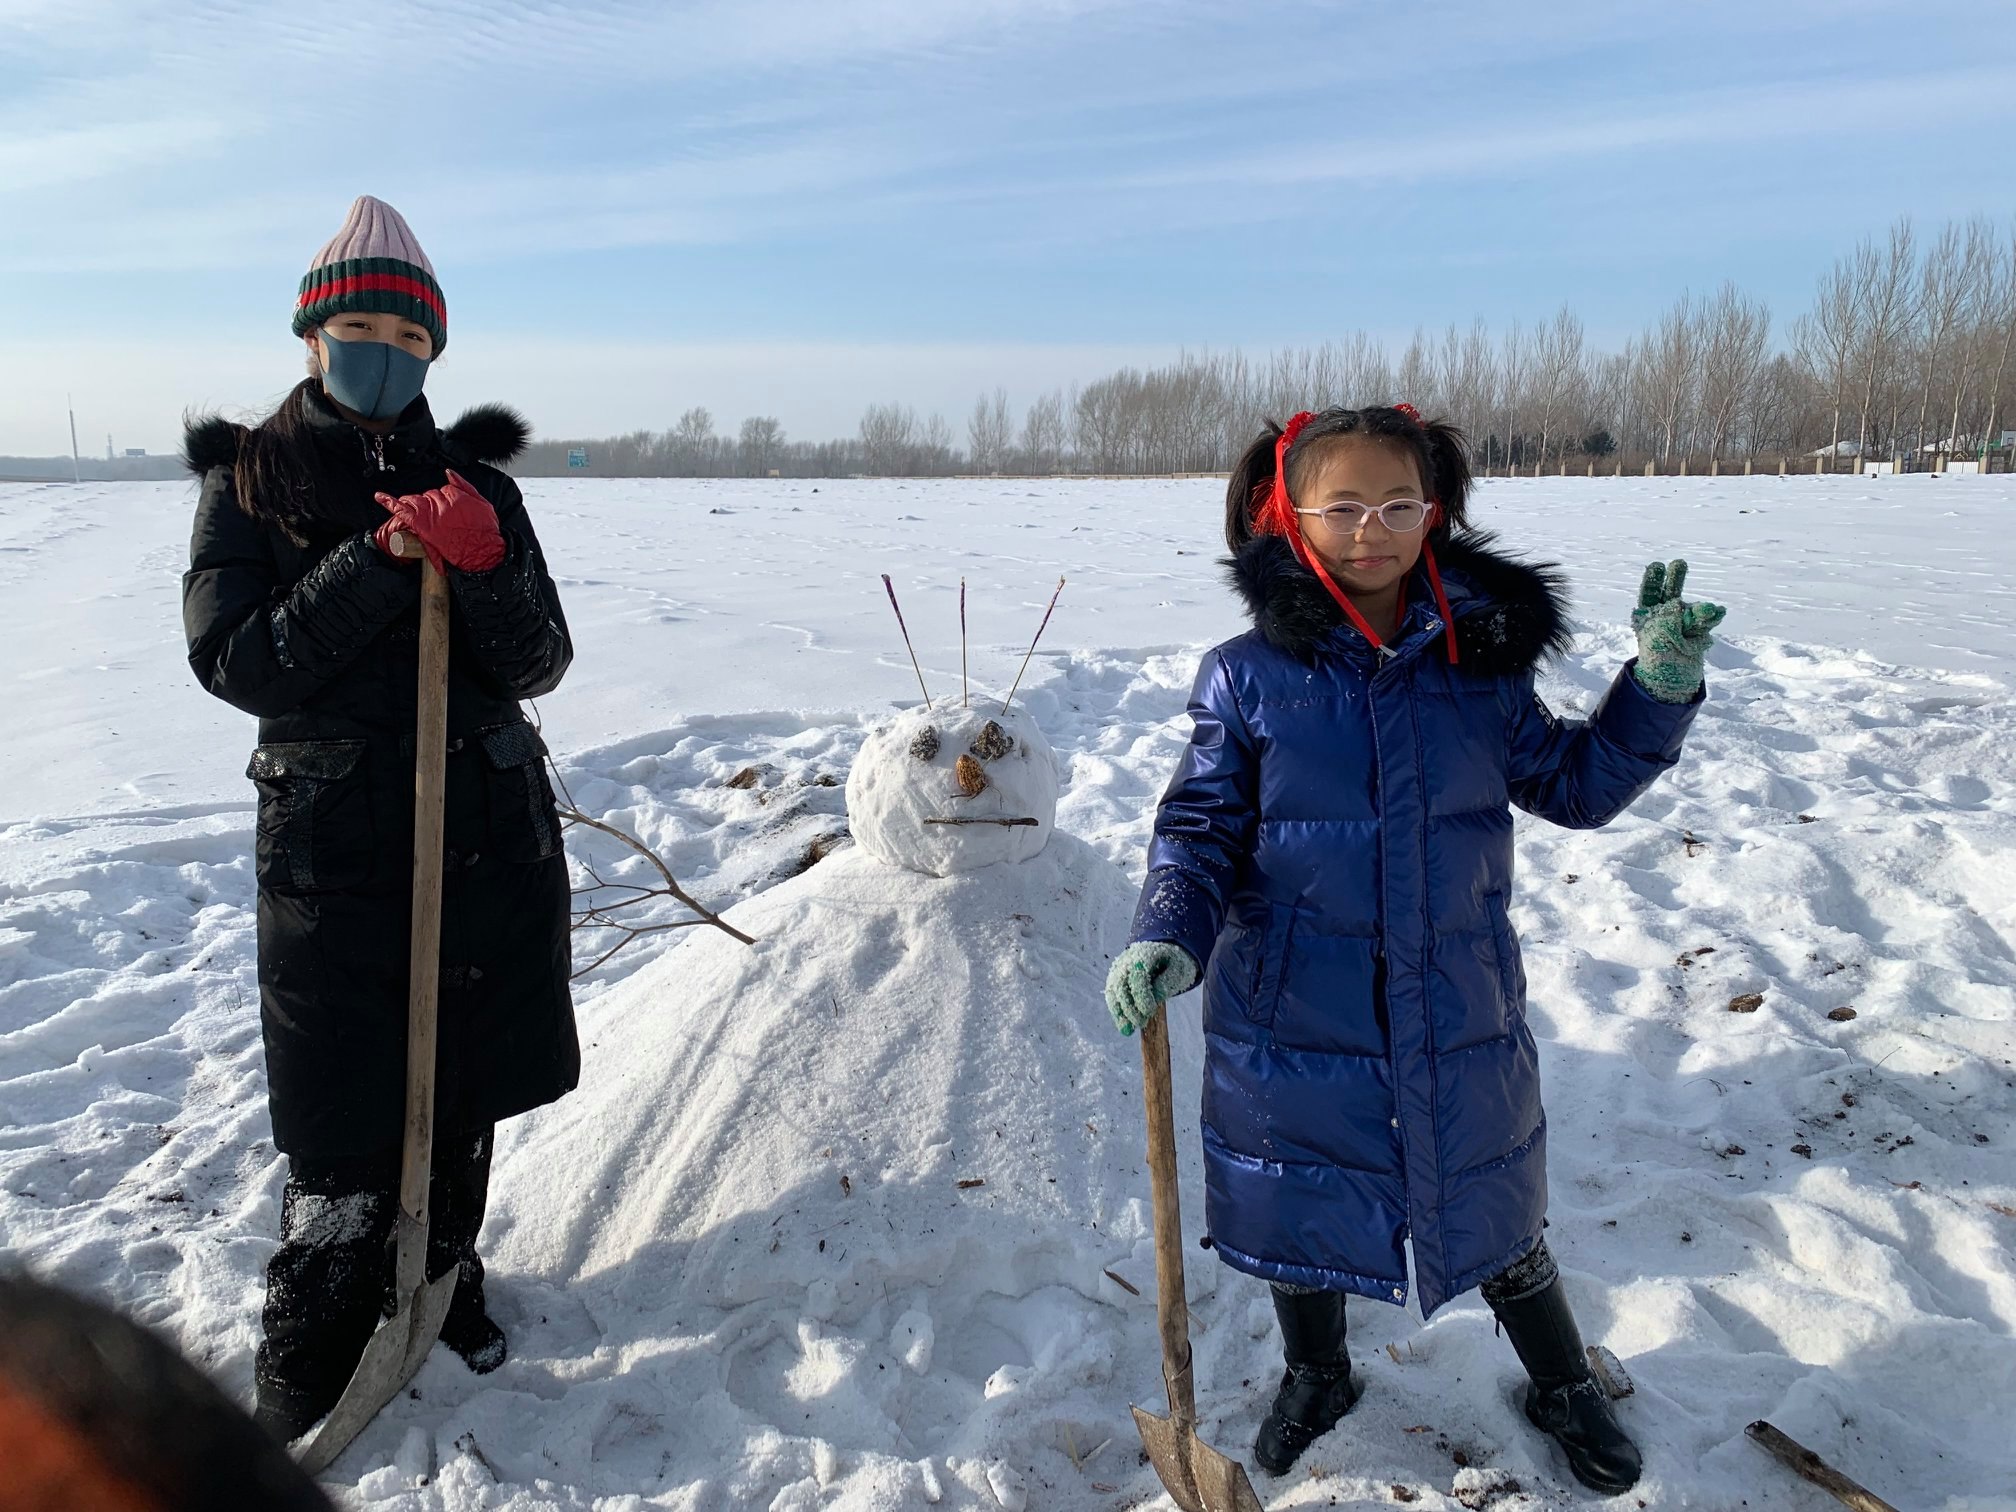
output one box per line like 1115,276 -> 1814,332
437,1257 -> 507,1374
1488,1275 -> 1641,1494
254,1164 -> 399,1445
252,1375 -> 334,1445
1252,1287 -> 1361,1476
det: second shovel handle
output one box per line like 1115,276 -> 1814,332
1139,1010 -> 1197,1428
397,558 -> 452,1247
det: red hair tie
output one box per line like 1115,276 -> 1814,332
1395,402 -> 1422,426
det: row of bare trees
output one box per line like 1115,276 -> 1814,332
518,216 -> 2016,477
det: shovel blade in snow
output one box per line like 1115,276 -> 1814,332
295,1267 -> 457,1475
1132,1404 -> 1264,1512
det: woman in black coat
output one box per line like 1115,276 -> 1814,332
181,196 -> 578,1440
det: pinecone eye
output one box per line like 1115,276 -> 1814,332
969,720 -> 1014,761
909,727 -> 940,762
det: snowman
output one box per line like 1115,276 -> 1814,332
482,606 -> 1211,1508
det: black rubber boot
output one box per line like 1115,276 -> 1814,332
1252,1287 -> 1361,1476
252,1376 -> 334,1445
1489,1277 -> 1642,1494
437,1257 -> 507,1375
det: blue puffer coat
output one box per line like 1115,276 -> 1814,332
1131,533 -> 1701,1317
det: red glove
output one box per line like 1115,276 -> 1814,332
374,471 -> 507,573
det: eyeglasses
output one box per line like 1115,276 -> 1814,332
1293,499 -> 1432,536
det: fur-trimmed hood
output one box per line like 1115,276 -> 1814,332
1226,531 -> 1572,675
180,400 -> 530,476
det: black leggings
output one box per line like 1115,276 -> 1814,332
256,1127 -> 492,1399
1271,1238 -> 1559,1306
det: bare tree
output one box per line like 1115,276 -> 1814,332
666,406 -> 718,474
859,402 -> 920,475
920,413 -> 955,474
1493,322 -> 1530,468
1972,225 -> 2016,460
1529,306 -> 1589,464
1795,249 -> 1871,468
738,416 -> 785,476
1396,329 -> 1435,413
1697,282 -> 1773,461
1020,388 -> 1068,473
1932,219 -> 2008,461
1638,293 -> 1701,462
1074,371 -> 1140,472
1852,219 -> 1918,465
1910,222 -> 1974,457
967,388 -> 1014,474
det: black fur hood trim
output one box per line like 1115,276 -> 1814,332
1224,531 -> 1573,675
180,402 -> 530,475
442,403 -> 531,466
180,414 -> 246,475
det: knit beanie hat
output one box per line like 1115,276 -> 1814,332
292,196 -> 447,354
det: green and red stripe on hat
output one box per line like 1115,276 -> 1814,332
293,256 -> 447,354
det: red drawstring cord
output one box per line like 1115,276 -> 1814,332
1423,541 -> 1460,665
1257,412 -> 1461,665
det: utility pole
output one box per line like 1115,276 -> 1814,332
67,395 -> 81,484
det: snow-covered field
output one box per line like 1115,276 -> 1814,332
1,473 -> 2013,1511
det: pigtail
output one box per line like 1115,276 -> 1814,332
1420,418 -> 1474,539
1223,422 -> 1285,555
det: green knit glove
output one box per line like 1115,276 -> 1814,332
1105,941 -> 1199,1036
1631,559 -> 1726,705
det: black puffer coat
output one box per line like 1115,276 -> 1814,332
182,386 -> 580,1158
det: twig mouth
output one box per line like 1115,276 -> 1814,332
922,816 -> 1040,828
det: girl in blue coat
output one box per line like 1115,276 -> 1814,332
1104,406 -> 1722,1493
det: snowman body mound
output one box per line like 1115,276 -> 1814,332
483,705 -> 1215,1501
846,703 -> 1058,877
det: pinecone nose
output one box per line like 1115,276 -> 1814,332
954,753 -> 989,796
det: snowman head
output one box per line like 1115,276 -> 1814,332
846,703 -> 1059,876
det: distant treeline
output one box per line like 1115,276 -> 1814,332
0,454 -> 186,483
521,214 -> 2016,479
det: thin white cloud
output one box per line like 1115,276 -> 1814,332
1108,64 -> 2016,194
0,117 -> 234,194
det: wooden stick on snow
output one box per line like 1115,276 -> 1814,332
960,577 -> 969,708
1745,1421 -> 1900,1512
1000,576 -> 1064,717
882,574 -> 934,710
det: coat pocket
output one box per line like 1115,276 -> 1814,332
246,739 -> 372,893
477,722 -> 563,863
1486,892 -> 1525,1021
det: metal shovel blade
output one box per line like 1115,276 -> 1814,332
295,1267 -> 457,1475
1132,1404 -> 1264,1512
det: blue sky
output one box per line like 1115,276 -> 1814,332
2,0 -> 2012,453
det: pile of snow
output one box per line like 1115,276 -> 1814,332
484,817 -> 1205,1507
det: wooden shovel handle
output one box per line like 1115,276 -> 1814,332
396,557 -> 451,1275
1139,1010 -> 1197,1429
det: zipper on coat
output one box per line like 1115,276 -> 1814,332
365,433 -> 391,473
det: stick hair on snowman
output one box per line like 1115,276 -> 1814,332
846,576 -> 1065,879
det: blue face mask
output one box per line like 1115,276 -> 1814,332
319,334 -> 430,422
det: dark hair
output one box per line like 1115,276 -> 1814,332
0,1271 -> 336,1511
231,377 -> 340,547
1223,405 -> 1474,555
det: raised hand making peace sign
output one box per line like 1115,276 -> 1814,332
1630,558 -> 1726,704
